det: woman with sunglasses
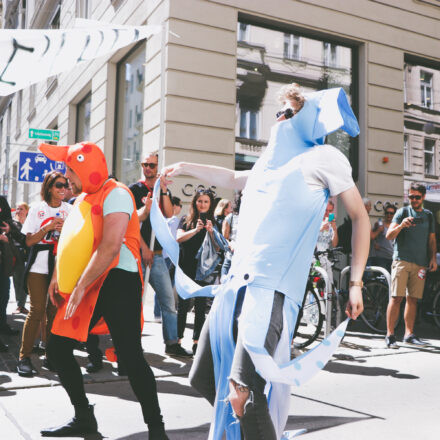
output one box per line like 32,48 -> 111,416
370,203 -> 397,273
176,189 -> 217,354
17,171 -> 72,377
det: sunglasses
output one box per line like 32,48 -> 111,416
409,195 -> 422,200
142,162 -> 157,169
54,182 -> 69,189
276,108 -> 294,120
385,211 -> 394,215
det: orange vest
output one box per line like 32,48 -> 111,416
51,179 -> 143,342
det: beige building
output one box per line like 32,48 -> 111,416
1,0 -> 440,226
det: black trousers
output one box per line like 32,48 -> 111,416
47,269 -> 164,428
177,296 -> 206,341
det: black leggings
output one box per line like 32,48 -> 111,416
177,296 -> 206,341
47,269 -> 163,428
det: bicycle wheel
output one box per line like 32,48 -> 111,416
432,290 -> 440,330
360,280 -> 391,334
293,289 -> 324,349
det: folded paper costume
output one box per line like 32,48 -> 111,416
38,142 -> 142,342
151,87 -> 360,439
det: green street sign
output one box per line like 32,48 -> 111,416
29,128 -> 60,141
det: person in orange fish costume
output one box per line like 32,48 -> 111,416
38,142 -> 169,440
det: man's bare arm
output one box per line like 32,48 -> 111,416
339,186 -> 371,319
161,162 -> 250,191
428,232 -> 437,272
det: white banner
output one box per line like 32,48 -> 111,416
0,19 -> 161,96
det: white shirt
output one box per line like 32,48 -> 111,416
22,200 -> 72,274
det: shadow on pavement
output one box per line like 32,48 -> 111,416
0,374 -> 16,396
114,423 -> 210,440
285,414 -> 369,433
324,361 -> 419,379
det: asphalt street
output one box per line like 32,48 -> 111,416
1,288 -> 439,440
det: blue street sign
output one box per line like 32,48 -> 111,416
18,152 -> 66,183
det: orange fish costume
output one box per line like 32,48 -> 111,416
39,142 -> 143,342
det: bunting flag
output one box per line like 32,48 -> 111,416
0,19 -> 161,96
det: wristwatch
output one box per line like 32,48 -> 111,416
349,280 -> 363,288
160,189 -> 170,196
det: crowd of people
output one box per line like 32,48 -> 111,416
0,82 -> 432,439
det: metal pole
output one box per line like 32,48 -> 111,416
142,23 -> 167,303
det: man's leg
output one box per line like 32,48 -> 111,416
99,269 -> 166,436
13,262 -> 27,310
0,271 -> 11,330
148,255 -> 177,345
42,333 -> 98,436
85,334 -> 103,373
386,261 -> 408,340
229,291 -> 284,440
403,264 -> 426,340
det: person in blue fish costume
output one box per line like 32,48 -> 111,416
151,84 -> 371,440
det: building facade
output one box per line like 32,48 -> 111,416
1,0 -> 440,226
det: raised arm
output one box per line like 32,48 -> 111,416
339,186 -> 371,319
161,162 -> 250,191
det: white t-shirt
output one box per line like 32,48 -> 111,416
295,144 -> 354,196
22,200 -> 72,274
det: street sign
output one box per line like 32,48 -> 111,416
28,128 -> 60,141
18,151 -> 65,183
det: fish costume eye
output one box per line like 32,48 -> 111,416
76,154 -> 85,162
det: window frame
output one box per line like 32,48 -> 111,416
424,137 -> 436,177
420,70 -> 433,109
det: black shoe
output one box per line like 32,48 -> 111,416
0,339 -> 8,352
192,343 -> 198,355
17,357 -> 36,377
117,363 -> 127,376
85,359 -> 103,373
0,324 -> 19,336
41,404 -> 98,437
403,334 -> 429,347
165,343 -> 192,358
42,357 -> 56,372
385,334 -> 399,349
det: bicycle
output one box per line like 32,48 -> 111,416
293,247 -> 393,348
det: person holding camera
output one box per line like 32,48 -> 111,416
385,182 -> 437,349
176,189 -> 217,354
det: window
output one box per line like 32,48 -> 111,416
76,0 -> 92,18
404,134 -> 410,172
238,23 -> 249,42
76,92 -> 91,142
236,22 -> 356,173
49,5 -> 60,29
28,84 -> 36,120
114,44 -> 145,185
424,138 -> 435,175
420,71 -> 433,109
323,42 -> 338,67
283,33 -> 301,60
239,109 -> 259,140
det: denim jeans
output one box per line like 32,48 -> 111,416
0,268 -> 11,328
147,254 -> 178,345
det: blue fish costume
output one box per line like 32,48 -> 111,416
150,87 -> 360,439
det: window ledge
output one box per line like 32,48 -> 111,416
404,170 -> 412,176
46,77 -> 58,98
424,174 -> 437,179
27,108 -> 36,122
14,129 -> 21,140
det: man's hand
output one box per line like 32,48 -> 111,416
429,258 -> 438,272
159,174 -> 170,193
401,217 -> 415,229
48,278 -> 64,308
161,162 -> 185,180
141,245 -> 154,268
0,234 -> 8,243
345,286 -> 363,319
64,284 -> 86,320
138,192 -> 152,221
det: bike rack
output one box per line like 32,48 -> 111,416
336,265 -> 392,335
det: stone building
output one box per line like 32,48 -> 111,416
0,0 -> 440,227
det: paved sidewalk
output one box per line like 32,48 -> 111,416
1,287 -> 440,439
